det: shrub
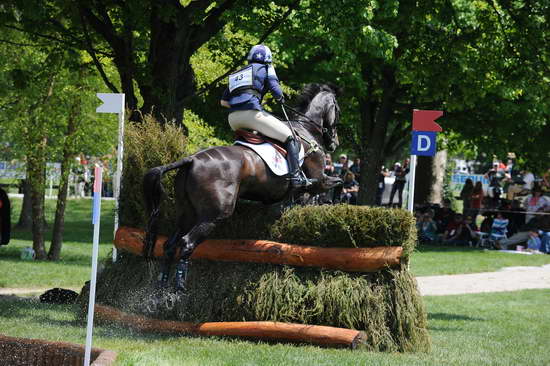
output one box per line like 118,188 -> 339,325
270,205 -> 417,258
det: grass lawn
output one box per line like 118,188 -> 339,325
1,290 -> 548,365
2,197 -> 550,289
411,245 -> 550,276
0,198 -> 115,289
1,198 -> 549,364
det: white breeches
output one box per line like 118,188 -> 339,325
228,110 -> 292,143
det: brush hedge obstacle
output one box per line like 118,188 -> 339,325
88,205 -> 429,352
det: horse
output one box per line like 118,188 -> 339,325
142,83 -> 343,300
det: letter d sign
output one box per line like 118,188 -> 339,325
411,131 -> 437,156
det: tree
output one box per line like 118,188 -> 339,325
0,27 -> 117,259
277,0 -> 548,205
1,0 -> 301,130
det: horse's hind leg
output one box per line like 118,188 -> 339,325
173,220 -> 218,292
157,229 -> 183,288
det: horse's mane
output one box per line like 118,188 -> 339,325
294,83 -> 343,114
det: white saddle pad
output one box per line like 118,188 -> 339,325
235,141 -> 305,176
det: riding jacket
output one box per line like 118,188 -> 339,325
221,62 -> 283,112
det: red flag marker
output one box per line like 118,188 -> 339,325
412,110 -> 443,132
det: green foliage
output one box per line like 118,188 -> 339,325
119,112 -> 230,231
183,110 -> 228,153
271,205 -> 417,257
91,254 -> 429,352
119,115 -> 188,231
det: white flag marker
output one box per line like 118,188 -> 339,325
84,166 -> 103,366
96,93 -> 125,262
96,93 -> 124,114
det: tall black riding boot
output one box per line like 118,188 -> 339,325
284,136 -> 308,188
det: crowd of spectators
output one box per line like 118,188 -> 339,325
321,154 -> 410,207
319,152 -> 550,257
408,154 -> 550,253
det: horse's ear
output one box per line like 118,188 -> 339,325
325,83 -> 343,97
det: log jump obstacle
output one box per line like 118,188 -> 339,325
103,226 -> 405,349
94,304 -> 367,349
114,226 -> 403,273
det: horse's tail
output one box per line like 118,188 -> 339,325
143,157 -> 193,259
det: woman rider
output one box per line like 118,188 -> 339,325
220,44 -> 307,188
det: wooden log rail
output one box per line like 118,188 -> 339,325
94,304 -> 366,349
114,226 -> 403,273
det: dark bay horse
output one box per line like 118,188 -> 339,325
143,83 -> 342,297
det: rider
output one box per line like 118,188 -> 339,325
220,44 -> 308,188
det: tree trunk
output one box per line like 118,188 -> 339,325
48,98 -> 80,260
358,66 -> 396,206
138,21 -> 196,132
413,156 -> 433,206
429,150 -> 447,205
413,150 -> 448,206
27,137 -> 47,260
16,179 -> 32,229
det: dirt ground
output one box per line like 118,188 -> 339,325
416,264 -> 550,296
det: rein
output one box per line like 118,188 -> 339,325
282,103 -> 327,134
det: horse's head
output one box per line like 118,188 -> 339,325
321,89 -> 341,153
295,83 -> 341,153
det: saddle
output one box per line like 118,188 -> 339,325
235,129 -> 287,157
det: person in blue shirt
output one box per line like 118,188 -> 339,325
220,44 -> 307,188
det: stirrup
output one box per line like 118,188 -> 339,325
287,171 -> 311,188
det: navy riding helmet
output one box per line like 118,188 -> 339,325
247,45 -> 273,64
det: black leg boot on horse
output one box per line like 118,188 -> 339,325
285,136 -> 309,189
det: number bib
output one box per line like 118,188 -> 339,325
228,65 -> 254,93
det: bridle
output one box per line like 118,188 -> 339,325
282,95 -> 339,149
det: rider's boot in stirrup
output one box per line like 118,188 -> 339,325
284,136 -> 308,188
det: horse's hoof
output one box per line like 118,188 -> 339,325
144,297 -> 159,314
164,292 -> 178,311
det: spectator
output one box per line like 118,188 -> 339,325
341,171 -> 359,205
434,198 -> 455,233
318,155 -> 336,204
376,166 -> 389,206
480,211 -> 494,233
349,157 -> 361,182
523,185 -> 550,223
504,199 -> 525,235
485,162 -> 503,209
520,169 -> 535,193
460,178 -> 474,216
540,230 -> 550,254
0,187 -> 10,245
496,209 -> 550,250
462,215 -> 480,246
333,154 -> 349,178
331,154 -> 348,203
442,214 -> 469,246
470,181 -> 484,223
324,155 -> 335,176
490,211 -> 509,242
526,231 -> 542,252
506,175 -> 525,201
417,211 -> 438,243
389,159 -> 409,208
542,168 -> 550,191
